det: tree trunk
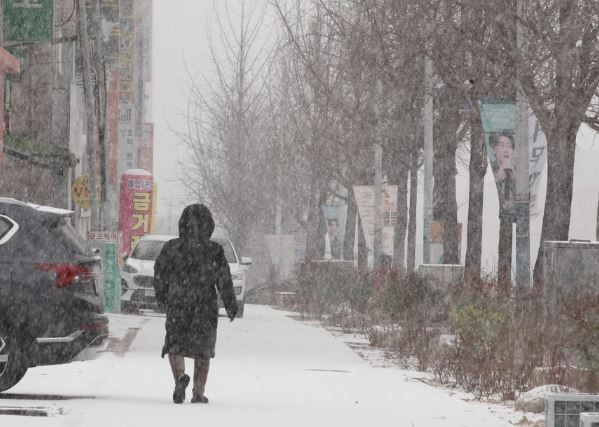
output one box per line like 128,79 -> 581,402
343,186 -> 357,260
532,121 -> 578,292
443,190 -> 459,264
433,90 -> 460,264
464,112 -> 487,285
392,166 -> 409,269
317,193 -> 327,259
358,215 -> 368,270
305,187 -> 321,261
407,151 -> 418,272
498,212 -> 512,296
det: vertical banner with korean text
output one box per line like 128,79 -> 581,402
528,112 -> 547,218
354,185 -> 398,256
103,241 -> 121,313
480,100 -> 517,218
119,170 -> 154,256
138,123 -> 154,173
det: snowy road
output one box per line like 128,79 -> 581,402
2,305 -> 516,426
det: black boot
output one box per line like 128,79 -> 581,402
173,374 -> 190,404
191,394 -> 209,404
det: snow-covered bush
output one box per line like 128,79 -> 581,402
436,287 -> 539,399
367,271 -> 446,370
296,261 -> 372,325
561,297 -> 599,375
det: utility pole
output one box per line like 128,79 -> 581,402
423,57 -> 434,265
373,142 -> 383,269
92,0 -> 108,229
373,79 -> 383,270
274,138 -> 282,277
515,0 -> 531,287
76,0 -> 99,230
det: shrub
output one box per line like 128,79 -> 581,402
438,288 -> 538,399
296,261 -> 372,326
368,271 -> 446,370
560,296 -> 599,374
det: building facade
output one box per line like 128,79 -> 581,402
0,0 -> 153,238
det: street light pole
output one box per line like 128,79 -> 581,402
515,0 -> 530,287
373,80 -> 383,270
373,142 -> 383,269
423,57 -> 434,265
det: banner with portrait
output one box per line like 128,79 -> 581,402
322,204 -> 348,260
480,100 -> 517,219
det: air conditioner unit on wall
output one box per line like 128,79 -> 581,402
545,393 -> 599,427
580,412 -> 599,427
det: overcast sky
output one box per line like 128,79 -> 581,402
153,0 -> 214,232
152,0 -> 273,235
152,0 -> 599,272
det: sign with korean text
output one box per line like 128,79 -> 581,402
3,0 -> 53,42
354,185 -> 398,256
119,170 -> 154,257
103,241 -> 121,313
88,230 -> 119,242
528,112 -> 547,218
138,123 -> 154,173
107,69 -> 120,186
72,175 -> 92,209
141,0 -> 152,83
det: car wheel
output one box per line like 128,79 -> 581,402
0,333 -> 28,392
237,300 -> 245,318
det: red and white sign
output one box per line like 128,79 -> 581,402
119,170 -> 154,256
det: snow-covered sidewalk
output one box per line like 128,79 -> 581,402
2,305 -> 521,426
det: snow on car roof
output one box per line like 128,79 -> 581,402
0,198 -> 74,216
141,234 -> 177,241
0,197 -> 30,206
140,233 -> 232,242
31,204 -> 74,216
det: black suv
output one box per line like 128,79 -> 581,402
0,198 -> 109,392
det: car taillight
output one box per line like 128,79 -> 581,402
36,263 -> 92,288
82,322 -> 107,331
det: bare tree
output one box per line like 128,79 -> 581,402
468,0 -> 599,290
272,0 -> 351,260
181,0 -> 271,252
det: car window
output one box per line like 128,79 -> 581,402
0,216 -> 15,244
212,238 -> 237,264
0,218 -> 11,239
46,217 -> 89,255
131,240 -> 166,261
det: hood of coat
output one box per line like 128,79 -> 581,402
178,204 -> 215,241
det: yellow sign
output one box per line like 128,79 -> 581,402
72,175 -> 91,209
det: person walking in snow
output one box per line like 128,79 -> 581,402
153,204 -> 238,404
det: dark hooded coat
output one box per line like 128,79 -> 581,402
153,204 -> 238,359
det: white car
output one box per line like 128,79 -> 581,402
120,233 -> 251,317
